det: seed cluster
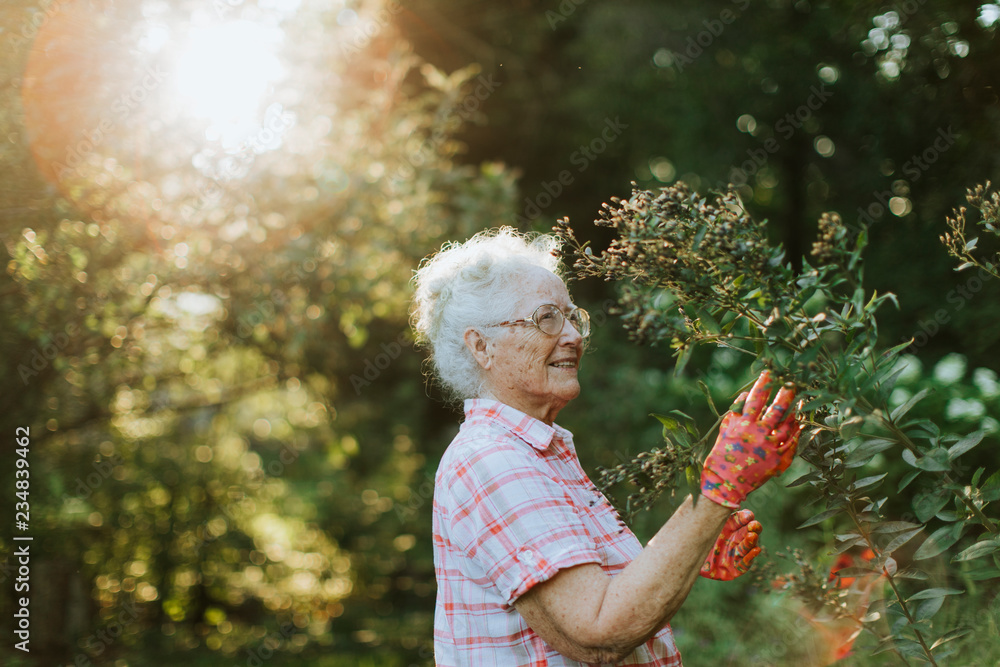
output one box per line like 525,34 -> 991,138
596,440 -> 697,517
811,211 -> 846,265
562,181 -> 775,288
941,181 -> 1000,280
754,547 -> 859,620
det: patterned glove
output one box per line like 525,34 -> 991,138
700,509 -> 763,580
701,370 -> 802,509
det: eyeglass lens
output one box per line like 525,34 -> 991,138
536,305 -> 589,337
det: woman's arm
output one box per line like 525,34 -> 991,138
514,371 -> 800,663
513,493 -> 730,663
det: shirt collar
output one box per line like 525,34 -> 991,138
463,398 -> 570,451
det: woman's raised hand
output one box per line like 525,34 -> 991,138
700,370 -> 802,509
700,509 -> 763,580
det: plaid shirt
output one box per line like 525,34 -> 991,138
432,399 -> 683,666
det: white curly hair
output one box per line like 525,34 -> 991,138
410,227 -> 564,402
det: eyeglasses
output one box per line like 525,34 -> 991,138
491,303 -> 591,338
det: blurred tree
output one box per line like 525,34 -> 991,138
398,0 -> 1000,365
1,0 -> 517,663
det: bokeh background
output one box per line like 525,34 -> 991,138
2,0 -> 1000,665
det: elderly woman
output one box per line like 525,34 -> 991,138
411,227 -> 801,666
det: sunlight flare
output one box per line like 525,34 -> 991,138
171,19 -> 286,143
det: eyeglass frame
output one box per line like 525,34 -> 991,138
489,303 -> 591,338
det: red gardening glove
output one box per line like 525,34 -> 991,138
701,370 -> 801,509
700,509 -> 763,580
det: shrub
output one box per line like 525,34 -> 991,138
555,182 -> 1000,664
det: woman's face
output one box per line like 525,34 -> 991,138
479,266 -> 585,424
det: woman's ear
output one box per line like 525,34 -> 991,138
464,327 -> 492,370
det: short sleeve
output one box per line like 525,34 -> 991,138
441,441 -> 603,605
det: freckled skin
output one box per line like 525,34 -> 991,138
467,266 -> 584,425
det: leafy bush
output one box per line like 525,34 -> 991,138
556,182 -> 1000,664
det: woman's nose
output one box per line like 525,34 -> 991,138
560,316 -> 583,343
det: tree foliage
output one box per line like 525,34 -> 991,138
557,181 -> 1000,663
1,0 -> 517,663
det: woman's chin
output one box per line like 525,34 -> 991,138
557,381 -> 581,402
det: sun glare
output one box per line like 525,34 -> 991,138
172,20 -> 285,142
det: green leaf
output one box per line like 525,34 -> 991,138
875,366 -> 907,404
835,531 -> 861,541
898,638 -> 932,659
906,587 -> 963,602
916,595 -> 945,622
903,418 -> 941,440
981,470 -> 1000,502
674,344 -> 694,376
880,338 -> 918,362
851,286 -> 865,315
882,527 -> 923,555
798,508 -> 842,529
891,387 -> 931,422
697,309 -> 720,335
902,448 -> 951,472
850,473 -> 888,492
785,471 -> 821,487
964,565 -> 1000,581
696,380 -> 719,417
953,539 -> 1000,562
948,430 -> 985,460
872,637 -> 924,656
838,415 -> 864,440
914,526 -> 962,561
831,536 -> 866,555
913,490 -> 950,523
685,464 -> 702,501
930,627 -> 974,650
650,413 -> 680,431
898,469 -> 922,493
871,521 -> 922,534
894,567 -> 929,580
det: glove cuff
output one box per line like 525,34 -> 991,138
700,468 -> 743,509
